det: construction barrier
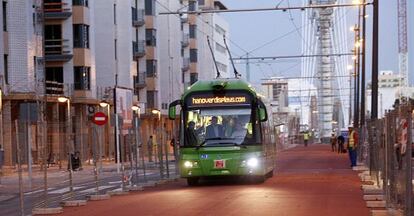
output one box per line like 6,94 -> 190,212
364,103 -> 413,216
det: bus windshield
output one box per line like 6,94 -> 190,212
184,107 -> 258,147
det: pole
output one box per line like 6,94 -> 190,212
246,52 -> 250,82
92,125 -> 99,195
41,0 -> 48,206
164,119 -> 169,178
360,0 -> 367,125
371,0 -> 379,119
133,110 -> 139,185
16,121 -> 24,216
0,89 -> 3,185
114,75 -> 120,173
67,100 -> 73,199
26,103 -> 33,189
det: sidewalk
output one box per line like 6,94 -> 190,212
0,158 -> 176,196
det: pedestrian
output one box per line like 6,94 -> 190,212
303,131 -> 309,147
147,135 -> 155,162
337,134 -> 345,153
330,133 -> 337,152
170,138 -> 179,161
347,127 -> 358,167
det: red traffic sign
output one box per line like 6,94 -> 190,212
93,112 -> 108,126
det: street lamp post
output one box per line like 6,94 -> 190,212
131,105 -> 140,185
58,96 -> 73,199
99,101 -> 111,172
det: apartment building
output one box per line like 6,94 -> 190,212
0,0 -> 231,168
180,0 -> 230,85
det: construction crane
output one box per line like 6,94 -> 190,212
398,0 -> 408,94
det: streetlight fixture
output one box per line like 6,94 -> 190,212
99,100 -> 109,108
57,96 -> 73,198
151,109 -> 161,120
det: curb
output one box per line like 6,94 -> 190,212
62,200 -> 87,207
87,194 -> 111,201
32,207 -> 63,215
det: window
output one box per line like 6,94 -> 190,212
145,0 -> 155,15
46,67 -> 63,82
188,1 -> 196,11
215,42 -> 226,54
73,24 -> 89,48
4,55 -> 8,84
72,0 -> 88,7
198,0 -> 205,5
215,24 -> 226,35
189,25 -> 197,39
184,108 -> 254,146
131,7 -> 137,21
2,1 -> 6,32
190,73 -> 198,84
74,67 -> 90,90
147,90 -> 158,109
190,49 -> 198,63
113,4 -> 117,24
146,60 -> 157,77
216,62 -> 227,72
145,29 -> 156,46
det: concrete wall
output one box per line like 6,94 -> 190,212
7,0 -> 39,92
94,0 -> 117,88
158,0 -> 183,114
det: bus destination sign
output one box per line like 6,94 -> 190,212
188,93 -> 251,107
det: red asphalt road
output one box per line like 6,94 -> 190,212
59,144 -> 369,216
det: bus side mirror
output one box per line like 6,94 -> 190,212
258,100 -> 268,122
168,100 -> 181,120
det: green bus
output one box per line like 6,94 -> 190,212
169,79 -> 276,186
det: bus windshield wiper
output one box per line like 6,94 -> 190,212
198,137 -> 225,148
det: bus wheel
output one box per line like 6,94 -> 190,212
248,175 -> 265,184
256,175 -> 265,183
187,177 -> 199,186
266,169 -> 274,178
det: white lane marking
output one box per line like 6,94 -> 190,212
78,185 -> 117,194
25,188 -> 55,195
48,186 -> 85,194
108,181 -> 122,184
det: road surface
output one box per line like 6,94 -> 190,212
60,144 -> 370,216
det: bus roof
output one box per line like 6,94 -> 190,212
182,78 -> 258,100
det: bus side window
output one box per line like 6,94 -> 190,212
255,111 -> 262,143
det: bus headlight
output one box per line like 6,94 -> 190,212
184,161 -> 193,168
247,158 -> 259,168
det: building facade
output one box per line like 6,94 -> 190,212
0,0 -> 231,168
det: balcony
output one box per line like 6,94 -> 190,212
133,41 -> 146,58
132,9 -> 145,27
182,58 -> 190,72
45,81 -> 65,95
44,1 -> 72,20
181,33 -> 189,47
134,72 -> 147,92
45,39 -> 73,62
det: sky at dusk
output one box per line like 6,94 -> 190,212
220,0 -> 414,86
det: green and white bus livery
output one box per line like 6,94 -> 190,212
169,79 -> 276,186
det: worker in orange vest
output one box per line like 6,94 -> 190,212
347,126 -> 358,167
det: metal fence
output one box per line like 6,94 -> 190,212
365,103 -> 413,216
0,117 -> 178,215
